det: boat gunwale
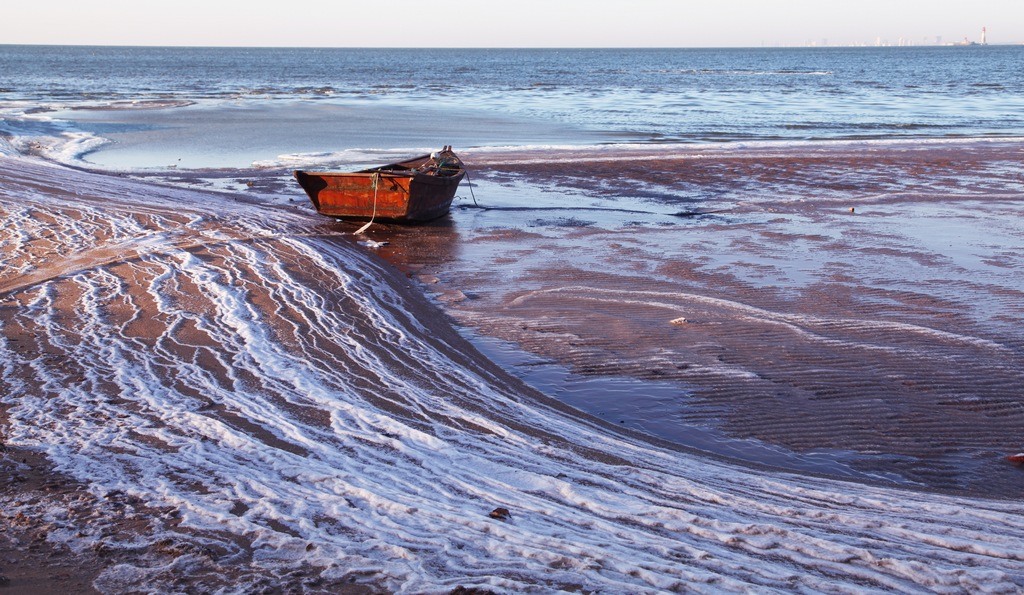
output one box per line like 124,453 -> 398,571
295,152 -> 464,179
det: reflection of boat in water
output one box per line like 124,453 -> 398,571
293,147 -> 465,223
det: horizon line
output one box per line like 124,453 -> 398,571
3,42 -> 1023,50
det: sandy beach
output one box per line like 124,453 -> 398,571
0,155 -> 393,592
376,141 -> 1024,496
3,138 -> 1024,592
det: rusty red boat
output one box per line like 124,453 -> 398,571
293,147 -> 465,223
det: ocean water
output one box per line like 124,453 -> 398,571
3,45 -> 1024,592
2,45 -> 1024,169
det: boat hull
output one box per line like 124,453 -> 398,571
294,151 -> 465,223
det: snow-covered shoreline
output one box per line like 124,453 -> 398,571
2,150 -> 1024,593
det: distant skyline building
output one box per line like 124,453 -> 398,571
785,26 -> 1002,48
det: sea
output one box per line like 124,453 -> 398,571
2,45 -> 1024,168
2,45 -> 1024,592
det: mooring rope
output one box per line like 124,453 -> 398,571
353,171 -> 381,235
462,165 -> 479,207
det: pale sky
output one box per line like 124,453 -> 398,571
3,1 -> 1020,47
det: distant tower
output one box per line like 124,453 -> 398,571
981,27 -> 987,45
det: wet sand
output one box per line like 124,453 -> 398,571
4,144 -> 1024,593
0,157 -> 391,593
372,141 -> 1024,497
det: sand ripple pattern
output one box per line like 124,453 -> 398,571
394,145 -> 1024,498
473,281 -> 1024,490
3,156 -> 1024,592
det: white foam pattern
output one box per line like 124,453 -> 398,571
2,155 -> 1024,593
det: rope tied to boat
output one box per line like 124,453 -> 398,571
436,146 -> 477,206
353,171 -> 381,235
462,166 -> 479,206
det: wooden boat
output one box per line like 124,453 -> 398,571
293,147 -> 465,223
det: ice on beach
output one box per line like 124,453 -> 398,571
2,153 -> 1024,593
